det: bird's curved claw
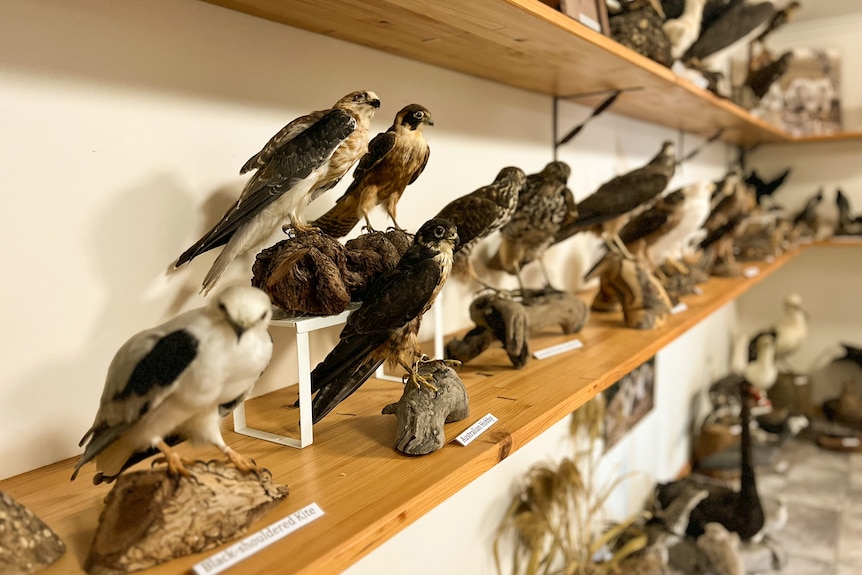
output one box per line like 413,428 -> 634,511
223,447 -> 261,477
408,370 -> 438,393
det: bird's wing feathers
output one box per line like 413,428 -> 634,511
344,130 -> 397,192
437,195 -> 502,250
74,329 -> 199,475
345,247 -> 443,338
176,109 -> 356,265
239,109 -> 327,175
619,207 -> 671,244
576,170 -> 670,228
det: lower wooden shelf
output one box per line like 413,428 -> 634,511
2,241 -> 855,575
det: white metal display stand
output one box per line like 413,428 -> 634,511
234,291 -> 446,448
233,306 -> 356,448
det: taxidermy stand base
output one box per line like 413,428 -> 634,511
593,254 -> 672,330
445,289 -> 589,368
0,491 -> 66,574
86,461 -> 288,575
382,361 -> 469,456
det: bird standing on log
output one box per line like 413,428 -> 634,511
313,104 -> 433,237
72,286 -> 274,484
554,141 -> 676,256
310,218 -> 458,424
486,161 -> 576,292
434,167 -> 526,282
175,90 -> 381,294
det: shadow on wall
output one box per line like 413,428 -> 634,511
6,174 -> 197,475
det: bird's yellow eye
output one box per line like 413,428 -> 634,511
414,111 -> 424,119
354,93 -> 364,102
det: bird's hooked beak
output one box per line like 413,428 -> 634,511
228,319 -> 246,342
425,116 -> 434,126
369,97 -> 381,109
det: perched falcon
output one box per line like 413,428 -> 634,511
175,90 -> 381,295
72,285 -> 273,484
745,168 -> 790,206
486,161 -> 576,291
647,180 -> 715,265
684,0 -> 775,61
310,218 -> 458,424
745,51 -> 792,99
554,141 -> 676,254
434,167 -> 526,282
313,104 -> 433,237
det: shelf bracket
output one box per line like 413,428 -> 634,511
553,87 -> 642,158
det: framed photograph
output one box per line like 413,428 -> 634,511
602,357 -> 656,451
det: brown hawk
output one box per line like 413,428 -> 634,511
175,90 -> 381,294
434,166 -> 526,282
313,104 -> 433,237
554,140 -> 676,255
486,161 -> 576,291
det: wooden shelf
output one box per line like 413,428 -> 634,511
199,0 -> 862,147
3,244 -> 822,575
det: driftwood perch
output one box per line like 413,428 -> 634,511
445,290 -> 588,368
382,361 -> 469,455
0,491 -> 66,575
595,254 -> 672,329
86,462 -> 289,575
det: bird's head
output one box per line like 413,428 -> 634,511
213,285 -> 273,341
540,161 -> 572,183
756,333 -> 775,354
397,104 -> 433,130
783,293 -> 809,319
686,180 -> 716,200
414,217 -> 458,252
496,166 -> 527,189
338,90 -> 382,116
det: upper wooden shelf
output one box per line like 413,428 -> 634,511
200,0 -> 861,147
10,242 -> 858,575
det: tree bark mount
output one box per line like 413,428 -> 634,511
0,491 -> 66,575
382,361 -> 469,456
86,462 -> 288,575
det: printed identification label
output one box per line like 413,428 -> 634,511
455,413 -> 498,446
743,266 -> 760,278
671,302 -> 688,315
193,503 -> 324,575
532,339 -> 584,360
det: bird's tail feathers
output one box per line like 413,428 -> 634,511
311,195 -> 361,238
311,356 -> 384,424
310,334 -> 383,394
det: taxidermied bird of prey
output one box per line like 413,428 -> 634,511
684,0 -> 775,61
745,50 -> 792,99
647,180 -> 715,264
663,0 -> 707,60
747,293 -> 808,363
175,90 -> 381,295
72,285 -> 273,484
434,167 -> 526,281
312,104 -> 433,238
792,188 -> 823,231
554,141 -> 676,255
745,333 -> 777,391
486,161 -> 576,291
754,0 -> 800,44
310,218 -> 457,424
745,168 -> 790,206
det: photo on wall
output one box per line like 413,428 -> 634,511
603,357 -> 655,451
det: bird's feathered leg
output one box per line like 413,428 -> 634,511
665,256 -> 690,275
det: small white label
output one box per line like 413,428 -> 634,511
743,266 -> 760,278
578,14 -> 601,32
532,339 -> 584,360
729,424 -> 743,436
455,413 -> 498,446
842,437 -> 861,448
694,287 -> 704,295
765,255 -> 775,263
192,503 -> 324,575
671,302 -> 688,315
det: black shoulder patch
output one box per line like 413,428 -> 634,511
115,330 -> 199,400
